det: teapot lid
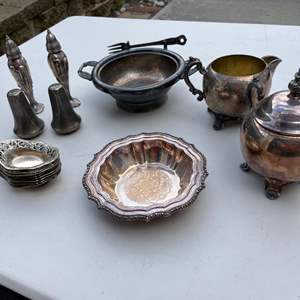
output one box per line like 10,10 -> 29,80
254,69 -> 300,136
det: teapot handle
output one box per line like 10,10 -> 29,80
246,78 -> 264,108
183,57 -> 206,101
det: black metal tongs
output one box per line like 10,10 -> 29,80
108,35 -> 187,54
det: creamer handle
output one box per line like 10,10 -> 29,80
183,57 -> 206,101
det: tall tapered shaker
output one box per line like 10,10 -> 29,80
5,36 -> 44,114
48,83 -> 81,134
46,30 -> 81,108
7,89 -> 44,139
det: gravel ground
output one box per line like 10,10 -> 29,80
113,0 -> 170,19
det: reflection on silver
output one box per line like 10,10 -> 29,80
99,53 -> 177,88
183,54 -> 281,130
0,139 -> 61,188
240,69 -> 300,199
83,133 -> 208,221
254,69 -> 300,136
115,163 -> 181,207
10,151 -> 46,168
5,36 -> 44,114
48,83 -> 81,135
7,89 -> 44,139
46,30 -> 81,108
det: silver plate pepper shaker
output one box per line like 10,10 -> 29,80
46,30 -> 81,108
7,89 -> 44,139
48,83 -> 81,134
6,36 -> 44,114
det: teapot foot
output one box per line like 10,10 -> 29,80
207,108 -> 240,130
240,162 -> 251,172
264,178 -> 285,200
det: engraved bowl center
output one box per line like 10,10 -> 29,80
115,163 -> 180,207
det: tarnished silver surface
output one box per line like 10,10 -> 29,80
203,55 -> 280,116
83,133 -> 208,221
46,30 -> 81,108
5,36 -> 44,114
48,83 -> 81,135
183,54 -> 281,130
7,89 -> 44,139
98,52 -> 178,88
0,139 -> 61,188
0,140 -> 59,170
78,48 -> 190,112
240,69 -> 300,199
254,69 -> 300,136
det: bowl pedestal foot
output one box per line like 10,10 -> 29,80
116,95 -> 167,113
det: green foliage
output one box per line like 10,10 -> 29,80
112,0 -> 125,11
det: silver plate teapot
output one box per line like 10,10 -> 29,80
240,69 -> 300,199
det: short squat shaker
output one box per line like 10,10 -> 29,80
7,89 -> 44,139
46,30 -> 81,108
5,36 -> 44,114
48,83 -> 81,134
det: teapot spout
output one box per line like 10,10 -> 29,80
262,55 -> 282,76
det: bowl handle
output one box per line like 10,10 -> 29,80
183,57 -> 206,101
78,61 -> 97,81
246,77 -> 264,108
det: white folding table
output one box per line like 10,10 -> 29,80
0,16 -> 300,300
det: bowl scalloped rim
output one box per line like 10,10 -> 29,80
82,132 -> 208,221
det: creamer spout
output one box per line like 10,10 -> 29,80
262,56 -> 282,76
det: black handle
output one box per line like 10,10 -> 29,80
161,35 -> 187,47
129,35 -> 187,50
246,77 -> 264,108
78,61 -> 97,81
183,57 -> 206,101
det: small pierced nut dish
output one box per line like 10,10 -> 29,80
0,139 -> 61,188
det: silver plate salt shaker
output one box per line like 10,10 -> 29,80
48,83 -> 81,134
7,89 -> 44,139
6,36 -> 44,114
46,30 -> 81,108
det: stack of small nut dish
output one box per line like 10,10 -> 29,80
0,140 -> 61,188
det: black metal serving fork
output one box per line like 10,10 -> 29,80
108,35 -> 187,54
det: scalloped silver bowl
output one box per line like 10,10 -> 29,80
83,133 -> 208,221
